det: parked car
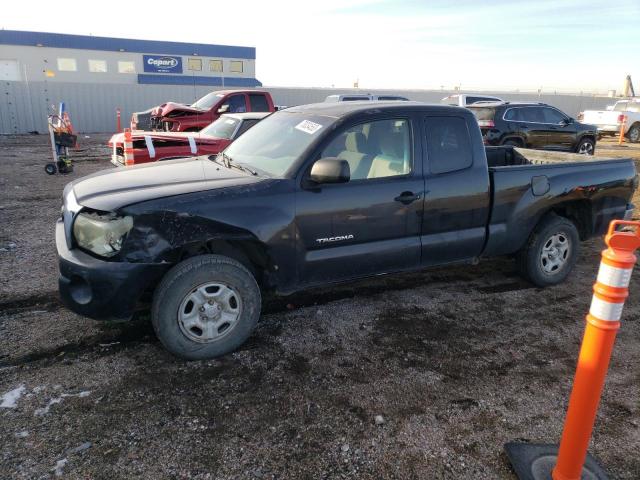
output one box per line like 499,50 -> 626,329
324,94 -> 409,102
132,90 -> 275,132
57,101 -> 637,360
467,102 -> 598,154
441,93 -> 503,107
580,99 -> 640,143
109,112 -> 269,166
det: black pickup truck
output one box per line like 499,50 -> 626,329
56,102 -> 637,359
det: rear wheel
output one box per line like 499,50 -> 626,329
152,254 -> 261,360
628,124 -> 640,143
576,137 -> 595,155
516,214 -> 580,287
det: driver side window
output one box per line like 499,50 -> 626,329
320,119 -> 411,181
222,95 -> 247,113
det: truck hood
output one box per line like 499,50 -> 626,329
152,102 -> 205,117
71,156 -> 262,211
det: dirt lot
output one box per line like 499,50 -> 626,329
1,135 -> 639,479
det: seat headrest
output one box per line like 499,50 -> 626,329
379,132 -> 403,158
345,132 -> 366,152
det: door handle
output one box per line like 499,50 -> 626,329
394,191 -> 421,205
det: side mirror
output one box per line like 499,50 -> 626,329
217,105 -> 230,114
309,157 -> 350,184
562,117 -> 573,125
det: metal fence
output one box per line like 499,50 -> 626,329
0,80 -> 617,134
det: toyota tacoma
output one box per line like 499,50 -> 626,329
57,102 -> 637,360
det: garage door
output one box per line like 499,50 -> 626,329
0,60 -> 21,81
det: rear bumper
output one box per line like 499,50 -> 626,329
56,219 -> 170,320
596,125 -> 621,134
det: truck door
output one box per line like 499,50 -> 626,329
541,106 -> 576,151
421,115 -> 491,266
295,117 -> 424,285
505,106 -> 547,148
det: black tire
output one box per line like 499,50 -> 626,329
503,138 -> 523,147
628,124 -> 640,144
576,137 -> 595,155
151,254 -> 261,360
516,214 -> 580,287
44,163 -> 57,175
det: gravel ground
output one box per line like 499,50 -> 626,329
1,134 -> 639,479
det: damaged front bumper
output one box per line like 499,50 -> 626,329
56,219 -> 170,320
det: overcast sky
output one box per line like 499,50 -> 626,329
2,0 -> 639,93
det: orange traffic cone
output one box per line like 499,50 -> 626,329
123,128 -> 135,166
505,219 -> 640,480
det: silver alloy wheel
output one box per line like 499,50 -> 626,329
629,126 -> 640,143
540,233 -> 571,274
578,141 -> 594,154
177,282 -> 242,343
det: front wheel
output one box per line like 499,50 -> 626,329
576,137 -> 595,155
516,214 -> 580,287
152,254 -> 261,360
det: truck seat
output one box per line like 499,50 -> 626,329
367,132 -> 409,178
337,132 -> 369,179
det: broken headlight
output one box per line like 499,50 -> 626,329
73,212 -> 134,257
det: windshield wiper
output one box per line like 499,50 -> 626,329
218,152 -> 257,175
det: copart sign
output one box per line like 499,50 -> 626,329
143,55 -> 183,74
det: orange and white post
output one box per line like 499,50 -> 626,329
618,114 -> 626,145
123,128 -> 135,166
552,220 -> 640,480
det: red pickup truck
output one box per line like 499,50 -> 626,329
110,112 -> 269,166
131,89 -> 275,132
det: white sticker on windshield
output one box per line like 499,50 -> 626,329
225,119 -> 235,124
295,120 -> 323,135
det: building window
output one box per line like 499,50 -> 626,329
88,59 -> 107,73
118,61 -> 136,73
230,60 -> 243,73
57,58 -> 77,72
188,58 -> 202,71
209,59 -> 223,72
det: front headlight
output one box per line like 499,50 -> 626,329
73,212 -> 134,257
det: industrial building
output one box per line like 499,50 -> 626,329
0,30 -> 260,133
0,29 -> 617,134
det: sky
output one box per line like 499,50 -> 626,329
2,0 -> 639,93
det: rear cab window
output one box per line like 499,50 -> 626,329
249,94 -> 270,112
424,117 -> 473,174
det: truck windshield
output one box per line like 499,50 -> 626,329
221,111 -> 334,177
201,116 -> 240,139
191,92 -> 225,110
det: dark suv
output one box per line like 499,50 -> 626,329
467,102 -> 598,154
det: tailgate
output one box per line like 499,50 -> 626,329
582,110 -> 620,125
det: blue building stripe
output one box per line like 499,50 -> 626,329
137,74 -> 262,87
0,30 -> 256,60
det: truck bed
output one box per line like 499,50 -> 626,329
482,146 -> 637,258
485,146 -> 625,168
